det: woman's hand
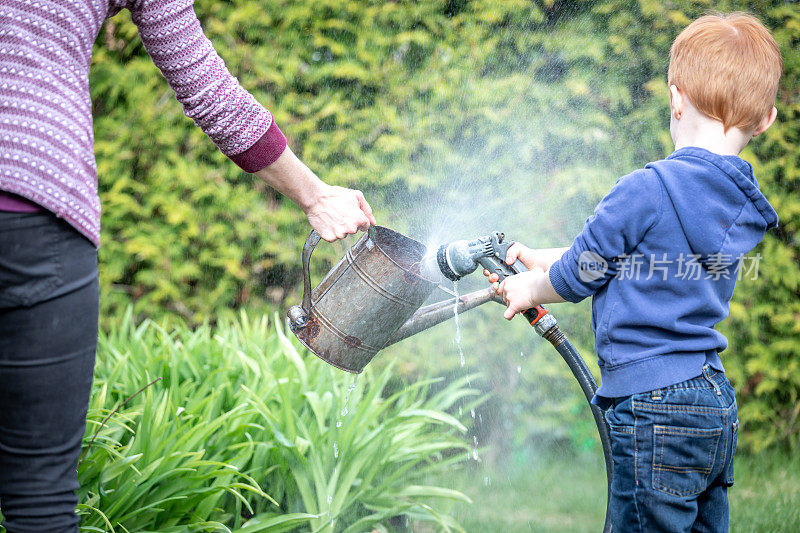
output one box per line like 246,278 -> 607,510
255,147 -> 377,241
305,184 -> 376,241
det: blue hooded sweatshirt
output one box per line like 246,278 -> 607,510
548,147 -> 778,399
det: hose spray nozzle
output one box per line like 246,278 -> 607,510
429,230 -> 551,329
434,231 -> 522,281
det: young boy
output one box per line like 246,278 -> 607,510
489,13 -> 782,532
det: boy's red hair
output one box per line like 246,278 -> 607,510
668,12 -> 782,132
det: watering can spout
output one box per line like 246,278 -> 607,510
384,288 -> 501,348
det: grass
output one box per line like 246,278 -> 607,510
436,448 -> 800,532
729,451 -> 800,532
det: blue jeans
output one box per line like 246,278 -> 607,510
604,365 -> 738,532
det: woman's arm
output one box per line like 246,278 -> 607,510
128,0 -> 279,167
125,0 -> 374,240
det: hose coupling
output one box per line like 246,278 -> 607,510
533,312 -> 557,337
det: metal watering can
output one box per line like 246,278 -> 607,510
286,226 -> 497,373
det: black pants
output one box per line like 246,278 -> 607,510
0,212 -> 98,532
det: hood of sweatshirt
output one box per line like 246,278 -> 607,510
646,147 -> 778,264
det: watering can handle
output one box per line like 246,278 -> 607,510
300,230 -> 322,313
300,226 -> 377,312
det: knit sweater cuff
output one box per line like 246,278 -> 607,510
229,120 -> 288,173
548,258 -> 586,303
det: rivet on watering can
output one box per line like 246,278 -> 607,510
302,318 -> 320,340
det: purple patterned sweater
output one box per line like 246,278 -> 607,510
0,0 -> 287,246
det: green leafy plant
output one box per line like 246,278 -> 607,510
76,312 -> 476,532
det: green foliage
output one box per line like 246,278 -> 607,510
378,298 -> 602,460
92,0 -> 636,324
76,313 -> 474,532
723,4 -> 800,453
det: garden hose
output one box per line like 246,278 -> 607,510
539,319 -> 613,533
436,231 -> 614,532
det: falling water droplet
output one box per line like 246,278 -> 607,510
340,376 -> 358,418
327,494 -> 333,505
470,408 -> 475,418
517,365 -> 522,373
452,280 -> 466,368
333,442 -> 339,458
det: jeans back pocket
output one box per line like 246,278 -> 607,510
652,424 -> 722,497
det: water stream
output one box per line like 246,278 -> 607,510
452,280 -> 479,463
340,376 -> 358,418
330,375 -> 358,530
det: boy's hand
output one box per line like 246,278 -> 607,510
504,243 -> 570,272
484,265 -> 566,319
485,268 -> 547,320
503,242 -> 541,270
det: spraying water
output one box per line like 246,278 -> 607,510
450,279 -> 482,461
327,489 -> 334,530
309,8 -> 618,525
